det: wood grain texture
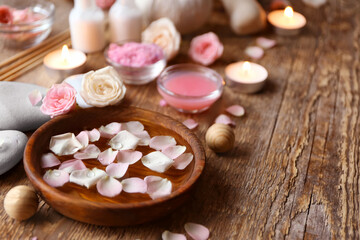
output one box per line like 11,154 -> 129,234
0,0 -> 359,239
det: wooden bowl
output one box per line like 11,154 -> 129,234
24,106 -> 205,226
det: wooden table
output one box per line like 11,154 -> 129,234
1,0 -> 359,239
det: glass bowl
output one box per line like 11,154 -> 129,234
0,0 -> 54,49
157,64 -> 225,113
104,43 -> 167,85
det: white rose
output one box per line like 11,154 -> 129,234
142,18 -> 181,60
80,66 -> 126,107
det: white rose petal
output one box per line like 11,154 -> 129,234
49,133 -> 83,156
109,130 -> 140,150
141,151 -> 174,173
69,168 -> 107,189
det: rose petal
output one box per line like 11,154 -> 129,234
173,153 -> 193,170
159,99 -> 168,107
144,176 -> 172,200
141,151 -> 174,173
184,223 -> 210,240
121,177 -> 147,193
109,130 -> 140,150
133,130 -> 151,146
256,37 -> 276,49
43,169 -> 69,187
99,122 -> 122,138
162,145 -> 186,159
303,0 -> 326,8
162,230 -> 187,240
183,119 -> 198,130
49,133 -> 83,156
98,148 -> 118,165
96,176 -> 122,197
120,121 -> 144,134
245,46 -> 264,59
117,150 -> 142,164
59,159 -> 87,173
226,105 -> 245,117
41,153 -> 61,168
74,144 -> 101,159
149,136 -> 177,151
106,162 -> 129,178
215,114 -> 236,127
69,168 -> 107,188
28,89 -> 42,106
88,128 -> 100,142
76,131 -> 89,149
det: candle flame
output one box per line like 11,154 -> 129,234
284,6 -> 293,18
61,45 -> 70,65
242,61 -> 251,74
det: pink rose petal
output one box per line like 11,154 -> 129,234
120,121 -> 144,134
74,144 -> 101,159
159,99 -> 168,107
133,130 -> 151,146
189,32 -> 224,66
162,230 -> 187,240
149,136 -> 177,151
144,175 -> 172,200
245,46 -> 264,59
226,105 -> 245,117
88,128 -> 100,142
98,148 -> 118,165
121,177 -> 147,193
99,122 -> 122,138
183,118 -> 198,130
106,162 -> 129,178
117,150 -> 142,164
40,153 -> 61,168
162,145 -> 186,159
256,37 -> 276,49
76,131 -> 89,149
28,89 -> 42,106
96,176 -> 122,197
43,169 -> 69,187
215,114 -> 236,127
59,159 -> 87,173
184,223 -> 210,240
173,153 -> 193,170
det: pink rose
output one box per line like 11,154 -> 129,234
189,32 -> 224,66
0,5 -> 13,24
95,0 -> 115,9
40,83 -> 77,118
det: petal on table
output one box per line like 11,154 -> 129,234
144,175 -> 172,200
183,118 -> 198,129
59,159 -> 87,173
76,131 -> 89,149
173,153 -> 194,170
244,46 -> 264,59
106,162 -> 129,178
121,177 -> 147,193
117,150 -> 142,164
184,223 -> 210,240
159,99 -> 167,107
149,136 -> 177,151
226,105 -> 245,117
74,144 -> 101,159
215,114 -> 236,127
28,89 -> 42,106
162,230 -> 187,240
162,145 -> 186,159
256,37 -> 276,49
141,151 -> 174,173
43,169 -> 69,187
96,176 -> 122,197
88,128 -> 100,142
41,153 -> 61,168
98,148 -> 118,165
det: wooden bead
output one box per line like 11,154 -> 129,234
205,123 -> 235,153
4,185 -> 39,221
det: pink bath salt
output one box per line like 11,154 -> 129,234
0,5 -> 13,24
107,42 -> 164,67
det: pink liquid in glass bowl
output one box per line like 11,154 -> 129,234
157,64 -> 225,113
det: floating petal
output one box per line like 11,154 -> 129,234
184,223 -> 210,240
76,131 -> 89,149
215,114 -> 236,127
162,145 -> 186,159
88,128 -> 100,142
226,105 -> 245,117
117,150 -> 142,164
98,148 -> 118,165
49,133 -> 83,156
121,121 -> 144,134
43,169 -> 69,187
133,130 -> 151,146
159,99 -> 167,107
40,153 -> 61,168
109,130 -> 140,150
141,151 -> 174,173
96,176 -> 122,197
144,175 -> 172,200
59,159 -> 87,173
99,122 -> 122,138
245,46 -> 264,59
162,230 -> 187,240
69,168 -> 106,188
74,144 -> 101,159
106,162 -> 129,178
28,89 -> 42,106
173,153 -> 194,170
183,119 -> 198,130
256,37 -> 276,49
121,177 -> 147,193
149,136 -> 177,151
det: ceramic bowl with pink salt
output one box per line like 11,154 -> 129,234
0,0 -> 54,49
104,42 -> 167,85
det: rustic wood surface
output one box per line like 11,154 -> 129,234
1,0 -> 359,239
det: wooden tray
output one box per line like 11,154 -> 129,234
24,106 -> 205,226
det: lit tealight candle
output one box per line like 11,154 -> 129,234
43,45 -> 87,79
225,61 -> 268,93
267,6 -> 306,36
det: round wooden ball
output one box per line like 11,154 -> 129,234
4,185 -> 39,221
205,123 -> 235,153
